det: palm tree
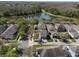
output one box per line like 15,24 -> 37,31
0,38 -> 4,45
0,42 -> 18,57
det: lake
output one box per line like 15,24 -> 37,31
24,13 -> 52,21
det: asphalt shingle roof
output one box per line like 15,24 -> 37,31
0,24 -> 18,39
37,46 -> 71,57
0,25 -> 8,35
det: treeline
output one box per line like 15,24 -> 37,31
0,3 -> 43,17
75,4 -> 79,9
47,8 -> 79,18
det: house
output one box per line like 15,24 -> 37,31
71,25 -> 79,35
37,23 -> 47,30
0,24 -> 18,40
64,24 -> 79,39
63,24 -> 72,31
55,23 -> 60,30
75,46 -> 79,57
41,30 -> 48,39
36,46 -> 71,57
57,24 -> 67,32
37,23 -> 48,39
0,25 -> 8,35
69,28 -> 79,39
46,24 -> 55,34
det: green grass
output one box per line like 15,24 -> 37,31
42,9 -> 77,20
33,44 -> 56,50
42,9 -> 79,24
53,32 -> 68,42
67,39 -> 73,43
34,32 -> 39,39
70,39 -> 76,42
32,44 -> 57,56
47,39 -> 53,42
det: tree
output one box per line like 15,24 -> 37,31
75,4 -> 79,9
47,34 -> 51,40
30,19 -> 38,25
0,17 -> 8,25
3,11 -> 10,17
15,17 -> 29,41
0,38 -> 4,45
0,42 -> 18,57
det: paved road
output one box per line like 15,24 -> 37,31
32,41 -> 79,46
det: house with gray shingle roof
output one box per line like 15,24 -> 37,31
36,46 -> 71,57
0,24 -> 18,40
41,30 -> 48,39
37,23 -> 48,39
63,24 -> 79,39
0,25 -> 8,35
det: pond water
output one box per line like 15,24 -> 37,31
24,13 -> 52,21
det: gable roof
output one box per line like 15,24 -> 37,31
0,24 -> 18,39
38,46 -> 71,57
0,25 -> 8,35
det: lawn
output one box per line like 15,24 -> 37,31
53,32 -> 71,42
70,39 -> 76,42
42,9 -> 79,24
42,9 -> 77,21
33,44 -> 56,50
33,32 -> 39,39
47,39 -> 53,42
